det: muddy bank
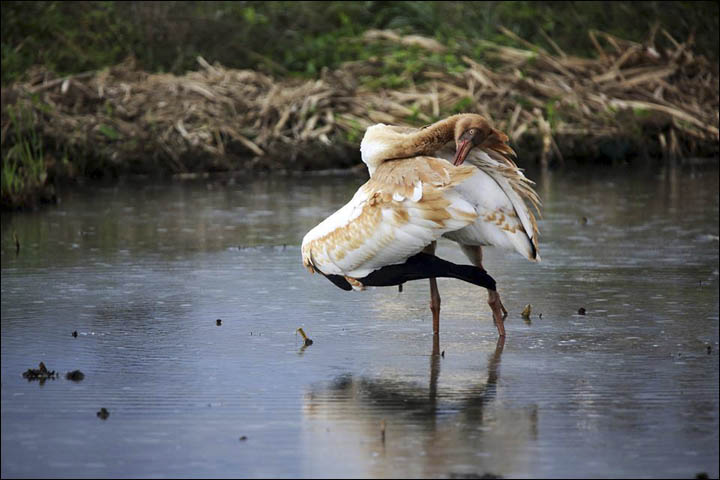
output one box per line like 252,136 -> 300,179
1,28 -> 718,208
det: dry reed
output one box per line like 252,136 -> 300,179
2,27 -> 718,174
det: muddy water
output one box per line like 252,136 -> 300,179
1,164 -> 718,478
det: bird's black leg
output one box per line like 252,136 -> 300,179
360,252 -> 496,289
321,252 -> 505,336
360,252 -> 504,336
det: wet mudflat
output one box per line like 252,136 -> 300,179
1,163 -> 718,478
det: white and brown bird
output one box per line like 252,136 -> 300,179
301,114 -> 540,337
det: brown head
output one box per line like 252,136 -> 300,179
452,114 -> 514,166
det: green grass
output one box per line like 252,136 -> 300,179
2,1 -> 717,85
1,104 -> 47,207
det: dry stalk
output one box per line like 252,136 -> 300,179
3,28 -> 717,172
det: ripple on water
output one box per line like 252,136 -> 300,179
2,167 -> 719,479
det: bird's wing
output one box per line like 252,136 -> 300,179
436,145 -> 541,260
302,156 -> 479,278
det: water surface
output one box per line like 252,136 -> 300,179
2,164 -> 718,478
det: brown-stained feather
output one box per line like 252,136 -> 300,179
368,155 -> 475,194
344,276 -> 366,290
302,156 -> 478,275
364,116 -> 540,258
326,203 -> 383,262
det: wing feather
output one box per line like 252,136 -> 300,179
358,122 -> 542,262
301,156 -> 479,278
435,145 -> 542,261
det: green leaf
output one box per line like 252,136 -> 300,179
98,124 -> 120,140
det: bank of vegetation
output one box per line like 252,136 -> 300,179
1,1 -> 718,209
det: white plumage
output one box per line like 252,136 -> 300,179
434,145 -> 540,261
302,156 -> 479,279
301,114 -> 541,336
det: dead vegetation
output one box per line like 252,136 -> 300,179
22,362 -> 58,383
2,27 -> 718,178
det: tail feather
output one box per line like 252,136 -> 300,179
470,150 -> 541,258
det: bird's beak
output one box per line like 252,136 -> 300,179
453,139 -> 473,166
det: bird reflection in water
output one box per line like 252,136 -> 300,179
301,337 -> 538,478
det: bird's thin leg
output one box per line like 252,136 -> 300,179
461,244 -> 508,318
488,290 -> 506,337
423,242 -> 441,335
429,278 -> 441,335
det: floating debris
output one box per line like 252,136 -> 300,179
297,327 -> 313,347
216,319 -> 222,326
22,362 -> 58,382
580,216 -> 588,225
578,307 -> 586,315
707,345 -> 712,355
521,304 -> 532,318
239,435 -> 248,441
65,370 -> 84,382
539,313 -> 543,319
97,408 -> 110,420
72,330 -> 78,337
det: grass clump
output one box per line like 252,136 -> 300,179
1,103 -> 54,208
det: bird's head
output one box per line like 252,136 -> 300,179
452,115 -> 512,166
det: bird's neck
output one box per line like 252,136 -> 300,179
388,115 -> 458,159
361,116 -> 463,175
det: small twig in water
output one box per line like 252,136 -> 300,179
296,327 -> 313,346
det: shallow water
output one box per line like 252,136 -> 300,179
2,164 -> 718,478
